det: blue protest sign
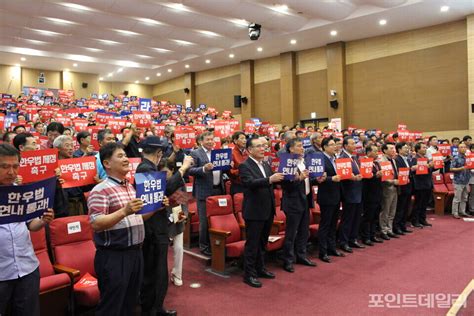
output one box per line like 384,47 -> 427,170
130,96 -> 137,102
211,149 -> 232,171
130,106 -> 138,112
199,104 -> 207,110
2,94 -> 12,99
451,146 -> 459,157
305,153 -> 325,178
278,153 -> 300,180
91,93 -> 98,99
251,118 -> 261,127
102,93 -> 109,100
122,97 -> 129,103
302,137 -> 312,149
140,98 -> 151,111
135,171 -> 167,214
0,176 -> 56,225
186,107 -> 192,113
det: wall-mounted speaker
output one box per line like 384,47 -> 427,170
329,99 -> 339,109
234,95 -> 241,108
241,96 -> 248,104
82,82 -> 88,88
184,88 -> 190,94
123,90 -> 129,96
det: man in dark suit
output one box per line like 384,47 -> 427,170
188,131 -> 225,256
338,136 -> 364,253
411,142 -> 434,228
281,138 -> 317,273
316,138 -> 345,263
239,137 -> 284,288
394,142 -> 414,235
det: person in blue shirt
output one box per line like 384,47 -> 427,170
0,143 -> 54,316
95,129 -> 116,180
450,142 -> 472,219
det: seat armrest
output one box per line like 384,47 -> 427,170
209,228 -> 231,238
53,264 -> 80,280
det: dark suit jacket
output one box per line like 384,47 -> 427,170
395,155 -> 413,195
411,155 -> 433,190
362,161 -> 383,205
239,158 -> 276,221
188,147 -> 224,200
339,151 -> 362,204
317,154 -> 341,206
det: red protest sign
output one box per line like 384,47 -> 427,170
175,126 -> 196,149
58,156 -> 97,188
398,167 -> 410,185
415,158 -> 429,175
0,114 -> 4,130
154,124 -> 166,137
432,153 -> 444,169
397,129 -> 410,142
335,158 -> 353,180
465,154 -> 474,169
271,157 -> 280,173
244,120 -> 256,134
73,273 -> 97,290
397,123 -> 407,130
73,119 -> 89,132
19,148 -> 58,183
96,113 -> 114,124
214,120 -> 232,138
322,130 -> 333,138
132,111 -> 152,128
380,161 -> 394,181
359,158 -> 374,179
228,119 -> 240,133
126,158 -> 142,184
108,119 -> 128,134
86,126 -> 100,150
438,144 -> 451,157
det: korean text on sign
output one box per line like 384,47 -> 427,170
19,148 -> 58,184
135,171 -> 167,214
211,149 -> 232,171
278,153 -> 300,180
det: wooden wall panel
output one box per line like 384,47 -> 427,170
152,76 -> 185,96
63,71 -> 99,99
254,79 -> 281,122
22,68 -> 61,89
254,56 -> 280,84
195,64 -> 240,85
0,65 -> 21,95
296,47 -> 327,75
346,41 -> 468,132
297,70 -> 328,120
154,90 -> 186,105
98,82 -> 153,98
195,75 -> 241,114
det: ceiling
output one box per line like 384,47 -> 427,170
0,0 -> 473,85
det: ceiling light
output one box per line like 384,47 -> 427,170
44,17 -> 77,25
117,68 -> 123,72
64,68 -> 70,72
167,69 -> 172,73
257,47 -> 263,52
145,77 -> 150,81
229,19 -> 249,27
20,57 -> 26,61
11,47 -> 43,56
330,30 -> 338,36
165,3 -> 190,12
440,6 -> 449,12
153,47 -> 172,53
379,19 -> 387,25
15,64 -> 21,67
23,38 -> 48,45
115,29 -> 140,36
156,73 -> 161,76
135,80 -> 139,84
73,63 -> 78,67
99,77 -> 104,81
34,29 -> 63,36
68,54 -> 94,62
198,30 -> 220,37
59,3 -> 94,11
185,64 -> 190,68
136,18 -> 162,25
229,53 -> 235,58
118,60 -> 140,67
136,54 -> 152,58
96,39 -> 120,45
173,39 -> 194,46
85,47 -> 103,52
107,72 -> 113,77
272,4 -> 289,13
290,39 -> 297,45
205,59 -> 211,64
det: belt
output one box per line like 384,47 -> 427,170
97,244 -> 142,251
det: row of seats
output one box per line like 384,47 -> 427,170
432,172 -> 455,215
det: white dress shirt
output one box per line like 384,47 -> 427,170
203,147 -> 221,185
249,156 -> 267,177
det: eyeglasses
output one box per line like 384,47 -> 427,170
252,144 -> 265,148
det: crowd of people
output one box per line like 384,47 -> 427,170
0,92 -> 473,315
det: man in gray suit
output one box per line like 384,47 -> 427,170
188,131 -> 225,256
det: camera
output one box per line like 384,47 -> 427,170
248,23 -> 261,40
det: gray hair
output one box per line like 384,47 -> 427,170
283,131 -> 296,142
53,135 -> 73,149
310,132 -> 322,141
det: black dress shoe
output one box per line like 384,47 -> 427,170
243,276 -> 262,288
412,222 -> 423,228
340,244 -> 353,253
328,249 -> 345,257
200,248 -> 211,256
296,257 -> 317,267
349,241 -> 366,249
380,233 -> 390,240
363,239 -> 374,246
420,221 -> 432,227
157,310 -> 177,316
283,262 -> 295,273
402,228 -> 413,233
319,254 -> 331,263
257,269 -> 275,279
393,229 -> 405,236
387,232 -> 399,238
371,236 -> 383,243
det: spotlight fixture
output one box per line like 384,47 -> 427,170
248,23 -> 261,40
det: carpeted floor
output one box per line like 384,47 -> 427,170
165,215 -> 474,316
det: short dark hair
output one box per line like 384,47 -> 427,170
451,137 -> 460,143
395,142 -> 407,153
99,142 -> 124,166
321,137 -> 334,151
12,125 -> 26,133
392,132 -> 399,139
342,136 -> 353,148
200,131 -> 213,141
34,122 -> 43,129
381,142 -> 395,153
246,137 -> 259,149
0,143 -> 20,161
365,144 -> 377,155
232,131 -> 246,142
2,132 -> 16,142
285,137 -> 302,153
46,122 -> 65,134
428,135 -> 437,143
462,135 -> 472,142
414,142 -> 424,153
76,131 -> 91,144
13,132 -> 34,150
98,129 -> 113,143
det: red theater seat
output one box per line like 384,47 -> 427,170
207,195 -> 245,273
432,173 -> 449,215
30,227 -> 71,316
232,193 -> 246,239
309,204 -> 321,238
444,172 -> 455,193
49,215 -> 99,308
